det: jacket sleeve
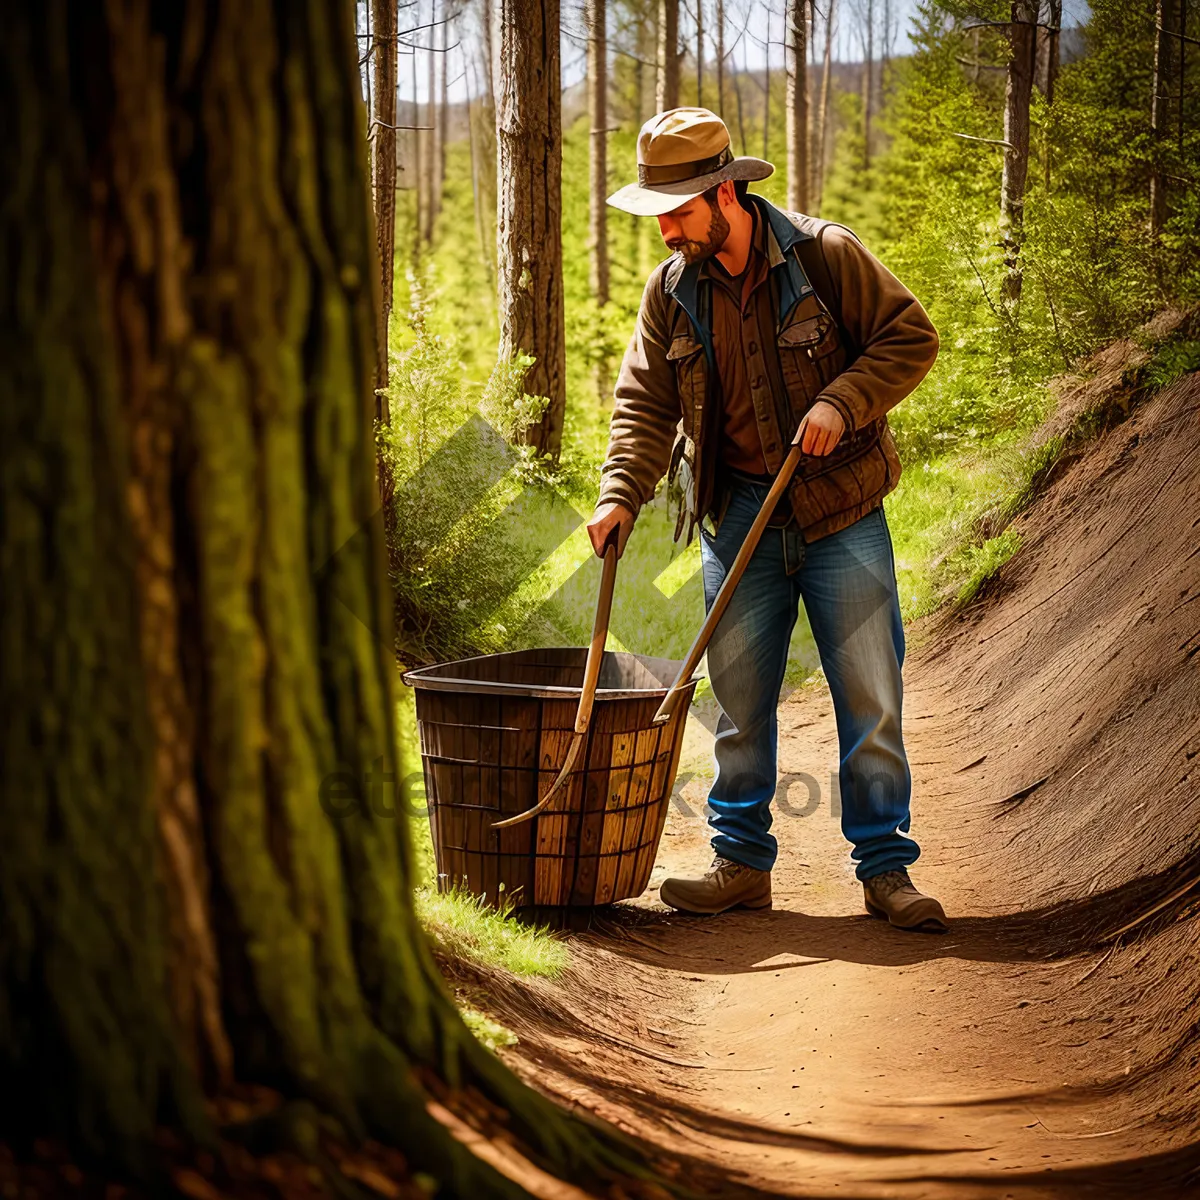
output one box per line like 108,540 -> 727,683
596,269 -> 683,512
815,226 -> 940,435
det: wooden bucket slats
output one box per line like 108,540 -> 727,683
406,649 -> 697,908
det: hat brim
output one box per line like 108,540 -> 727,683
606,156 -> 775,216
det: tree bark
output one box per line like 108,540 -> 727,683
477,0 -> 500,279
657,0 -> 680,110
1001,0 -> 1038,305
1,1 -> 649,1190
1150,0 -> 1180,236
371,0 -> 398,407
762,2 -> 772,160
815,0 -> 835,212
437,1 -> 448,219
716,0 -> 726,117
496,0 -> 568,456
1042,0 -> 1062,189
588,0 -> 610,307
786,0 -> 809,210
467,56 -> 497,293
733,30 -> 749,152
861,0 -> 874,171
697,0 -> 705,102
411,30 -> 426,261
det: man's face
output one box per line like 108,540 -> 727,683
656,187 -> 732,264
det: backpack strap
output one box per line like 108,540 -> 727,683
791,220 -> 862,362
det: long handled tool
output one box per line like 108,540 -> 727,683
651,439 -> 806,726
492,524 -> 621,829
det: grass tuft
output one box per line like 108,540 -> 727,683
459,1006 -> 519,1051
953,529 -> 1024,609
415,884 -> 570,980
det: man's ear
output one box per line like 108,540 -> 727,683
718,179 -> 739,211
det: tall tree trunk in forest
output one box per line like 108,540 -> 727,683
438,4 -> 448,216
697,0 -> 705,102
588,0 -> 610,309
1150,0 -> 1180,236
815,0 -> 835,211
881,0 -> 891,95
426,0 -> 445,239
411,35 -> 426,260
762,2 -> 772,159
1181,0 -> 1188,151
786,0 -> 809,210
657,0 -> 680,110
734,33 -> 749,152
467,58 -> 497,294
371,0 -> 398,406
1041,0 -> 1061,189
1001,0 -> 1037,305
1,3 -> 651,1191
418,1 -> 432,243
588,0 -> 611,400
861,0 -> 874,171
477,0 -> 500,280
496,0 -> 568,456
716,0 -> 726,117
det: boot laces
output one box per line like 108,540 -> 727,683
867,868 -> 912,899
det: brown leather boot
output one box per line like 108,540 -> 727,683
659,856 -> 772,915
863,869 -> 948,932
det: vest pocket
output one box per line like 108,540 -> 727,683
667,335 -> 706,440
777,312 -> 838,410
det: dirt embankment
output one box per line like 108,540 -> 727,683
469,317 -> 1200,1198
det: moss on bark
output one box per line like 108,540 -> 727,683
1,2 -> 667,1195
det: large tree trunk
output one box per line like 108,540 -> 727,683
371,0 -> 398,408
1150,0 -> 1180,236
657,0 -> 680,110
1001,0 -> 1038,305
496,0 -> 568,456
0,2 -> 649,1190
697,0 -> 705,102
815,0 -> 835,212
786,0 -> 809,210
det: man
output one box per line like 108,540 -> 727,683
587,107 -> 947,932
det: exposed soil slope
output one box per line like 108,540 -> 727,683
482,348 -> 1200,1197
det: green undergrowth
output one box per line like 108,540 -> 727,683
414,879 -> 570,982
395,689 -> 568,1048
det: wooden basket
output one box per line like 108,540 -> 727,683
402,648 -> 698,909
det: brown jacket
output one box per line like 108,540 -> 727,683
597,197 -> 940,544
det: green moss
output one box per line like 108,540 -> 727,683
954,530 -> 1024,609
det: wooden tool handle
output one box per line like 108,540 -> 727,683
575,526 -> 620,734
491,526 -> 619,829
652,443 -> 804,725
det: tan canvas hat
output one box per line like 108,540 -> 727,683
606,107 -> 774,217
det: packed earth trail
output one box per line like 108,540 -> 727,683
477,345 -> 1200,1197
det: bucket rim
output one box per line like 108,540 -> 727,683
401,647 -> 705,702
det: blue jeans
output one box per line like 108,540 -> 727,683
699,481 -> 919,881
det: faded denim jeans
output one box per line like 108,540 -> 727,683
699,479 -> 920,881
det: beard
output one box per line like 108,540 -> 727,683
669,196 -> 732,264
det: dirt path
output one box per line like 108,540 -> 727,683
493,363 -> 1200,1198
